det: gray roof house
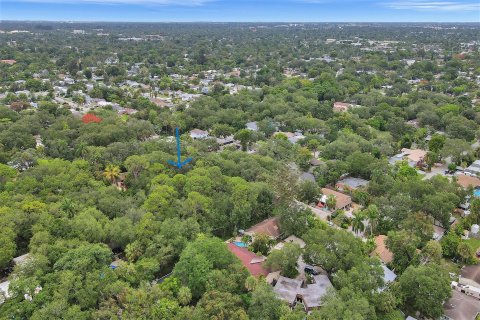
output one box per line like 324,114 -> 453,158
465,160 -> 480,176
273,275 -> 333,311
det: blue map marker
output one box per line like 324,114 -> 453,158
168,127 -> 192,169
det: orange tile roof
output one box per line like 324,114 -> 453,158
456,174 -> 480,189
246,217 -> 281,239
227,243 -> 269,277
371,235 -> 393,264
321,188 -> 352,210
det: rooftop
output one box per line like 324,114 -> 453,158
443,289 -> 480,320
273,275 -> 333,309
246,217 -> 281,239
227,243 -> 269,277
336,177 -> 369,190
371,235 -> 393,264
319,188 -> 352,210
400,148 -> 427,163
460,264 -> 480,288
456,174 -> 480,189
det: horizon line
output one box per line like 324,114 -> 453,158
2,20 -> 480,24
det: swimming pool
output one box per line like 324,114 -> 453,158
233,241 -> 248,248
474,189 -> 480,197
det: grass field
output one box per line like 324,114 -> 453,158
465,238 -> 480,252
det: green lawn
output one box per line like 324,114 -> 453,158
465,238 -> 480,252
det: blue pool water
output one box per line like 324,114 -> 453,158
474,189 -> 480,198
233,241 -> 248,248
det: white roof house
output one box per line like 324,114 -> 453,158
246,121 -> 259,131
190,129 -> 209,140
380,264 -> 396,291
0,281 -> 10,303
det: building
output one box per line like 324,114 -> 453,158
451,281 -> 480,299
0,280 -> 10,303
459,265 -> 480,289
245,217 -> 281,239
443,289 -> 480,320
274,131 -> 305,144
273,235 -> 306,250
189,129 -> 209,140
335,177 -> 369,192
456,174 -> 480,189
273,275 -> 333,311
227,243 -> 269,277
380,264 -> 396,291
465,160 -> 480,176
0,59 -> 16,65
389,148 -> 427,168
245,121 -> 259,131
371,235 -> 393,264
317,188 -> 352,211
333,102 -> 351,112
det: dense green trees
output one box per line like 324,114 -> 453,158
0,21 -> 477,319
397,264 -> 451,319
265,243 -> 302,277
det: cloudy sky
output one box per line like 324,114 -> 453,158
1,0 -> 479,22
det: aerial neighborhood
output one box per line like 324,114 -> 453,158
0,21 -> 479,320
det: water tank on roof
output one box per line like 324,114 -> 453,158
471,224 -> 479,235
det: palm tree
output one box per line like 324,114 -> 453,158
352,212 -> 365,235
326,194 -> 337,211
365,204 -> 379,235
103,164 -> 120,184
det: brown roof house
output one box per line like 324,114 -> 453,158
317,188 -> 352,211
371,235 -> 393,264
227,243 -> 269,277
245,217 -> 281,240
456,174 -> 480,189
333,102 -> 352,112
389,148 -> 427,168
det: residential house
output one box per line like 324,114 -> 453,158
0,281 -> 10,303
443,289 -> 480,320
274,131 -> 305,144
380,265 -> 396,291
335,177 -> 369,192
150,97 -> 173,108
432,225 -> 445,241
451,281 -> 480,299
389,148 -> 427,168
456,174 -> 480,189
310,159 -> 323,167
13,253 -> 30,266
118,108 -> 138,116
246,121 -> 259,131
459,265 -> 480,289
371,235 -> 393,264
189,129 -> 209,140
227,243 -> 269,277
245,217 -> 281,240
465,160 -> 480,176
332,102 -> 352,112
273,235 -> 306,250
273,275 -> 333,311
0,59 -> 16,65
317,188 -> 352,211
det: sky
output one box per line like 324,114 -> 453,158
1,0 -> 479,22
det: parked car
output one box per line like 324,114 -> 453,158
304,265 -> 319,275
